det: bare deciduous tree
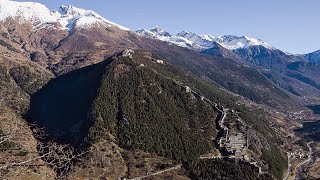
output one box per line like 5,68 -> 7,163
0,107 -> 86,179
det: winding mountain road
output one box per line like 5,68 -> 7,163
283,155 -> 291,180
295,142 -> 315,180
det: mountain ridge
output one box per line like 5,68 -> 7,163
135,26 -> 319,63
136,26 -> 275,51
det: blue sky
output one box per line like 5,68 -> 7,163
20,0 -> 320,54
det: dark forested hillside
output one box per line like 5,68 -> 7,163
86,55 -> 218,162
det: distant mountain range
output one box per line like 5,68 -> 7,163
136,27 -> 319,64
136,27 -> 274,50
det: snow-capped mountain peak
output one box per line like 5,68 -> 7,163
54,4 -> 118,30
0,0 -> 57,24
176,31 -> 196,38
136,27 -> 201,49
305,50 -> 320,64
150,26 -> 171,37
56,5 -> 105,23
58,5 -> 74,15
136,28 -> 156,37
214,35 -> 275,50
176,31 -> 217,49
136,27 -> 171,38
0,0 -> 129,31
200,34 -> 215,41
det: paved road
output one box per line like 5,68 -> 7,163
283,155 -> 291,180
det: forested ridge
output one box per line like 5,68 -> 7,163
87,56 -> 217,162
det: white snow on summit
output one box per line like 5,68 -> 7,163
201,34 -> 215,42
53,5 -> 129,30
0,0 -> 129,31
136,27 -> 201,49
176,31 -> 217,49
0,0 -> 56,24
214,35 -> 275,50
136,27 -> 275,51
150,26 -> 171,37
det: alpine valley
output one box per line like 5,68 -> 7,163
0,0 -> 319,179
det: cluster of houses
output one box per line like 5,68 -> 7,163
287,150 -> 308,159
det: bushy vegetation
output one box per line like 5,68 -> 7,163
0,63 -> 31,113
295,120 -> 320,142
0,39 -> 19,53
0,64 -> 11,84
183,159 -> 272,180
261,145 -> 287,180
9,65 -> 51,94
0,130 -> 17,152
286,72 -> 320,90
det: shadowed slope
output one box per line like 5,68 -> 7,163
27,59 -> 113,144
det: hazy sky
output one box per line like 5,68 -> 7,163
19,0 -> 320,54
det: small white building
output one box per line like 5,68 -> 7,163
185,86 -> 191,93
156,60 -> 164,64
122,49 -> 134,59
